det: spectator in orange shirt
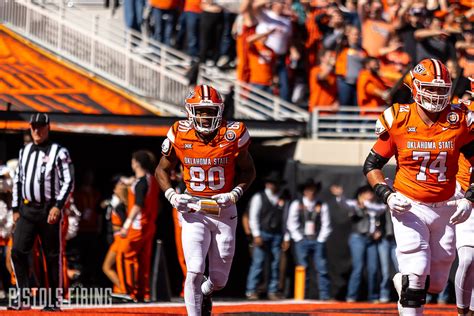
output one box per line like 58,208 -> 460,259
357,57 -> 390,116
358,0 -> 392,57
379,33 -> 411,86
335,25 -> 368,106
308,49 -> 338,113
150,0 -> 180,45
247,28 -> 277,94
234,0 -> 258,83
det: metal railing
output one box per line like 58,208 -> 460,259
0,0 -> 190,115
198,66 -> 310,122
311,106 -> 386,139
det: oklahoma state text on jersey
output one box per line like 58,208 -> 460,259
373,102 -> 474,202
456,100 -> 474,191
162,120 -> 251,198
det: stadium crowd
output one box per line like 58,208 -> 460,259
120,0 -> 473,110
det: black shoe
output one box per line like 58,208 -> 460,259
42,305 -> 61,312
7,297 -> 31,310
201,294 -> 212,316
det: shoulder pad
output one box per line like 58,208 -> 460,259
224,121 -> 250,148
375,106 -> 396,136
375,103 -> 412,136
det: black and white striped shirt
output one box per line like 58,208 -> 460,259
12,141 -> 74,211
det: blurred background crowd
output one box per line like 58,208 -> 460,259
117,0 -> 473,110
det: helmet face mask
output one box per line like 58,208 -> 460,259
185,85 -> 224,135
413,79 -> 451,112
185,103 -> 223,135
408,59 -> 452,113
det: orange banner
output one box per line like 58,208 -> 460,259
0,26 -> 156,116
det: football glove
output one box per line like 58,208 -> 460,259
165,188 -> 193,213
447,198 -> 472,225
212,187 -> 244,208
387,193 -> 412,213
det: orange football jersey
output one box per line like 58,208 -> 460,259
373,102 -> 474,202
163,120 -> 250,198
456,100 -> 474,191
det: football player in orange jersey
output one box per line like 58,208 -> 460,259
363,59 -> 474,316
155,84 -> 256,316
453,78 -> 474,316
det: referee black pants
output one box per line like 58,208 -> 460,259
11,205 -> 61,304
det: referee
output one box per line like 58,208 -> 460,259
10,113 -> 74,311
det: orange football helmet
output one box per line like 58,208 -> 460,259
185,84 -> 224,134
405,59 -> 452,112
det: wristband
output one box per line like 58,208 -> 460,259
123,218 -> 132,230
165,188 -> 176,202
230,187 -> 244,203
465,184 -> 474,203
373,183 -> 395,204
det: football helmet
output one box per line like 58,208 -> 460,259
185,84 -> 224,135
404,59 -> 452,112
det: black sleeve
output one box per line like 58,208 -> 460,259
115,203 -> 127,223
460,140 -> 474,160
134,177 -> 148,208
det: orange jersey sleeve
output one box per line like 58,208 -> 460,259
165,120 -> 251,198
456,102 -> 474,191
375,103 -> 473,202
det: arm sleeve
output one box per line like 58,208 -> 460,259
238,125 -> 251,150
317,203 -> 332,243
248,193 -> 262,237
372,132 -> 396,158
55,147 -> 74,210
134,178 -> 148,208
287,200 -> 303,242
11,148 -> 23,212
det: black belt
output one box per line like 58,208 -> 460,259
23,199 -> 52,209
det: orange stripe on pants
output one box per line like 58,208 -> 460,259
116,227 -> 154,300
